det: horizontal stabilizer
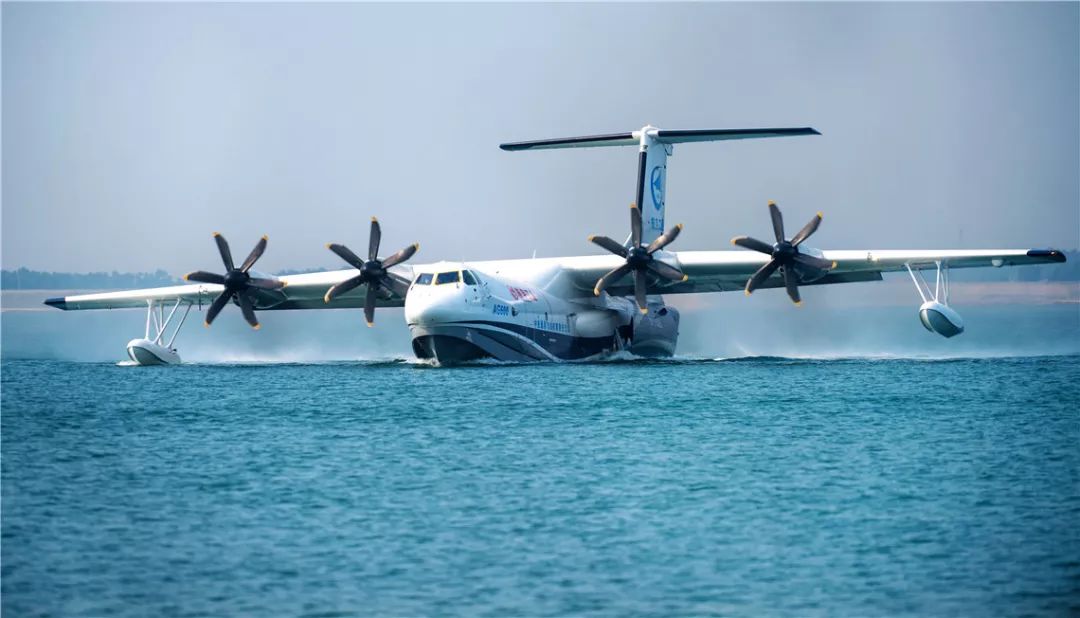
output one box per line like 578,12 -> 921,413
500,132 -> 636,151
500,127 -> 819,151
655,127 -> 820,144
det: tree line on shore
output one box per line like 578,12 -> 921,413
1,254 -> 1077,290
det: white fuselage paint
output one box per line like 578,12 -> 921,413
403,261 -> 671,363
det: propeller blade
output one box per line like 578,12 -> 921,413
588,235 -> 629,258
213,233 -> 235,271
768,202 -> 785,244
323,274 -> 367,303
240,235 -> 268,273
792,252 -> 836,271
368,217 -> 382,262
184,271 -> 224,285
593,263 -> 633,296
782,265 -> 801,305
646,223 -> 683,254
381,243 -> 419,269
327,243 -> 366,270
745,259 -> 780,295
363,286 -> 377,326
238,293 -> 260,328
630,203 -> 642,247
382,273 -> 411,298
204,291 -> 232,326
247,277 -> 285,290
790,212 -> 823,247
633,268 -> 648,313
647,259 -> 687,282
731,236 -> 774,255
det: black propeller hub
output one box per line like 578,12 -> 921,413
361,260 -> 385,279
223,270 -> 249,290
773,241 -> 796,261
626,246 -> 651,268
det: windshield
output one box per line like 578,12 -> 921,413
414,273 -> 433,285
435,271 -> 461,285
462,270 -> 478,285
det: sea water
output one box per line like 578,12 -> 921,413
2,356 -> 1078,616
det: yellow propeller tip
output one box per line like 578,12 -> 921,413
831,261 -> 838,269
261,234 -> 268,241
794,301 -> 803,307
323,294 -> 332,303
366,321 -> 374,328
413,243 -> 421,250
587,235 -> 596,242
593,288 -> 602,297
817,211 -> 824,219
767,201 -> 776,206
675,223 -> 684,230
639,307 -> 649,314
371,216 -> 378,223
745,290 -> 752,296
182,274 -> 190,281
325,243 -> 333,249
253,324 -> 262,330
212,231 -> 221,237
730,238 -> 738,246
281,281 -> 289,288
681,274 -> 689,282
203,321 -> 211,328
630,203 -> 638,209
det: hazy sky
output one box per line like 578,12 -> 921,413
3,2 -> 1078,274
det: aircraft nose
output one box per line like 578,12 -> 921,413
404,284 -> 468,326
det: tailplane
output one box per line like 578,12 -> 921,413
500,125 -> 819,245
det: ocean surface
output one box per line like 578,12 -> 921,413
2,356 -> 1078,616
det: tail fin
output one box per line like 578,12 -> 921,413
500,125 -> 820,246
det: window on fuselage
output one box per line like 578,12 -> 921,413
462,270 -> 477,286
435,271 -> 461,285
414,273 -> 433,285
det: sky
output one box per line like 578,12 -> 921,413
3,2 -> 1078,276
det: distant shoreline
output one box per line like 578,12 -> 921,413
4,281 -> 1076,312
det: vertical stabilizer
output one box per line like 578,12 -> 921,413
635,126 -> 670,245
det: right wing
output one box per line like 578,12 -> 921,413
44,266 -> 416,311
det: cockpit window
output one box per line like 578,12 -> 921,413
435,271 -> 461,285
414,273 -> 433,285
462,270 -> 477,286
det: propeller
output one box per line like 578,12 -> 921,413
588,203 -> 687,314
184,233 -> 284,329
730,201 -> 836,305
324,217 -> 419,326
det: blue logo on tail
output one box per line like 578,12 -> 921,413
650,166 -> 665,210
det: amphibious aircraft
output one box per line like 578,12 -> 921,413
45,125 -> 1066,365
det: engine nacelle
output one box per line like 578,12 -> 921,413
793,245 -> 830,283
630,305 -> 680,357
919,301 -> 964,338
570,310 -> 619,338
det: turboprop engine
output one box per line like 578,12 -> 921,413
630,304 -> 680,357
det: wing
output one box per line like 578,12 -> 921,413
559,248 -> 1067,296
44,267 -> 415,311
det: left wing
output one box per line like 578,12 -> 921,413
560,248 -> 1067,296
